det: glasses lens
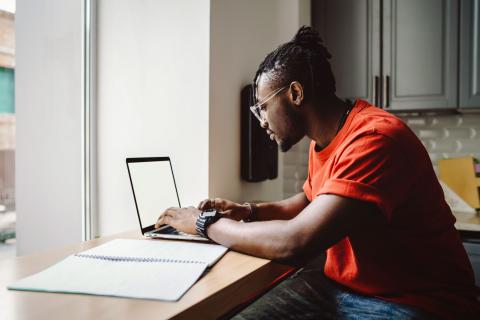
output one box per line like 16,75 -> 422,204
249,85 -> 286,123
250,105 -> 263,122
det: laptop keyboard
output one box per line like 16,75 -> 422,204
152,225 -> 189,236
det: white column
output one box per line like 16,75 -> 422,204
16,0 -> 83,255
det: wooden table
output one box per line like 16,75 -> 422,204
0,230 -> 294,320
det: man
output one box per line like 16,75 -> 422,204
155,26 -> 480,319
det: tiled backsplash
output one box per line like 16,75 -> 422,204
283,113 -> 480,199
400,114 -> 480,173
283,137 -> 310,199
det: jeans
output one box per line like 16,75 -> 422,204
232,255 -> 438,320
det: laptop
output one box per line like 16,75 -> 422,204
126,157 -> 209,242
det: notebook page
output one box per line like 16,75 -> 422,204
8,255 -> 207,301
78,239 -> 228,267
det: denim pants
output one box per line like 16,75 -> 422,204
232,255 -> 438,320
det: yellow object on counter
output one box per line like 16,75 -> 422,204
439,156 -> 480,210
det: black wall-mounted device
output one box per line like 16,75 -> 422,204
241,84 -> 278,182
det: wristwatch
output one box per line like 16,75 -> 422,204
243,202 -> 258,222
195,209 -> 221,239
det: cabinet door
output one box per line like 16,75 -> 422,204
459,0 -> 480,110
463,242 -> 480,286
312,0 -> 381,105
383,0 -> 458,111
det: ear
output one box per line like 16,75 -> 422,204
289,81 -> 304,106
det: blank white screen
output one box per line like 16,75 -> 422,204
128,160 -> 180,228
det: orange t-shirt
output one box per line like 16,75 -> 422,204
303,99 -> 480,318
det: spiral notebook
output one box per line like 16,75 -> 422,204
8,239 -> 228,301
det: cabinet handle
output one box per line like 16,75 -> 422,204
384,75 -> 390,108
373,76 -> 379,106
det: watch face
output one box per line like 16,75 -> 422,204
203,209 -> 217,217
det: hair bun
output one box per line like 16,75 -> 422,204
292,26 -> 331,59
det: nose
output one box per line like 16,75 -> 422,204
260,120 -> 268,129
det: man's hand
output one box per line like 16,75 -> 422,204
197,198 -> 250,221
154,206 -> 201,235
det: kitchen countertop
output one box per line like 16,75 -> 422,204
453,211 -> 480,232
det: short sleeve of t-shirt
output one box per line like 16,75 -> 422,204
303,133 -> 413,221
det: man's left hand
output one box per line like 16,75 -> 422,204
154,206 -> 201,235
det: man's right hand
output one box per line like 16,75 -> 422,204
197,198 -> 251,221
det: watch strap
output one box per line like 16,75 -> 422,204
243,202 -> 258,222
195,209 -> 220,239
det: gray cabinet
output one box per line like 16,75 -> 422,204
383,0 -> 458,111
459,0 -> 480,110
312,0 -> 381,105
463,242 -> 480,286
313,0 -> 459,111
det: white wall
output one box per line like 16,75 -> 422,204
209,0 -> 311,202
96,0 -> 210,236
96,0 -> 312,236
15,0 -> 83,255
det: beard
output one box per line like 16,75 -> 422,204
278,137 -> 294,152
276,104 -> 305,153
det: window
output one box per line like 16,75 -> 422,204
0,3 -> 15,258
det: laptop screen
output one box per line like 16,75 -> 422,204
126,158 -> 181,231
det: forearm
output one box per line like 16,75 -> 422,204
207,218 -> 296,260
206,194 -> 365,262
253,192 -> 308,221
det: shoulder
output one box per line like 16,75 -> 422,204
352,103 -> 411,139
346,102 -> 421,151
337,102 -> 428,171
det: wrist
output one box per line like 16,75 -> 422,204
242,202 -> 258,222
196,209 -> 221,239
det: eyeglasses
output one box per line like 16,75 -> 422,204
249,86 -> 288,123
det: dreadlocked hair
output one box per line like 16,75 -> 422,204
253,26 -> 336,102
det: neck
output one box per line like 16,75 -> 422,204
305,96 -> 349,150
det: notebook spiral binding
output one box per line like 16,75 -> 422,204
75,253 -> 206,264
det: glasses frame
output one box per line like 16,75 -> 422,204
249,85 -> 288,123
